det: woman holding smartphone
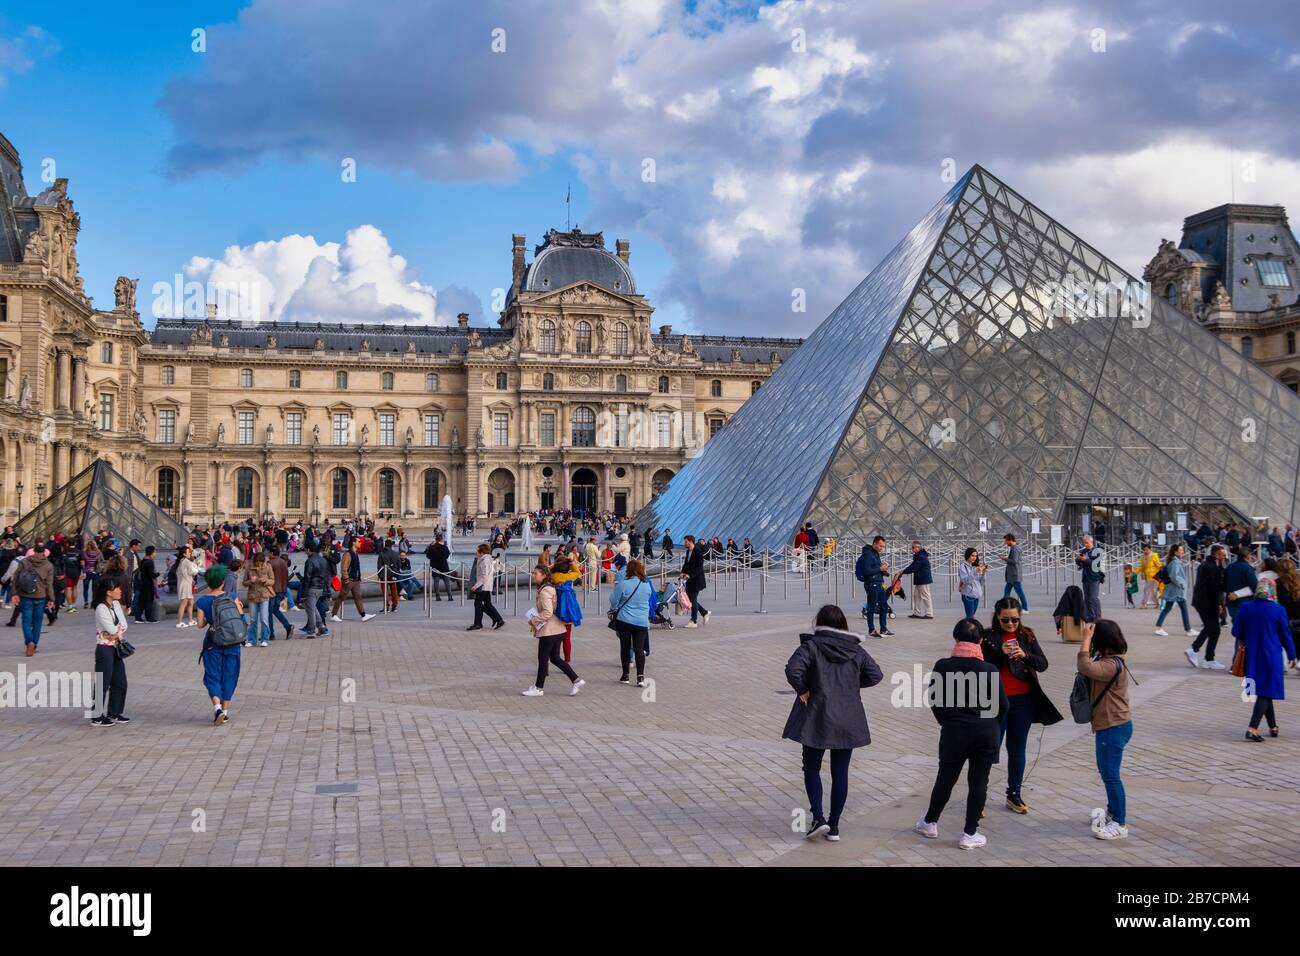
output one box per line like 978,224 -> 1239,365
958,548 -> 987,619
982,597 -> 1063,813
91,578 -> 130,726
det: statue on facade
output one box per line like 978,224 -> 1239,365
407,339 -> 417,353
215,422 -> 225,445
360,338 -> 370,351
265,422 -> 275,444
451,425 -> 459,446
312,423 -> 321,445
184,420 -> 195,444
405,425 -> 414,446
18,375 -> 31,408
468,330 -> 482,350
475,424 -> 484,448
114,276 -> 138,313
266,334 -> 278,349
133,408 -> 147,432
192,323 -> 212,345
313,337 -> 325,350
359,422 -> 369,446
22,229 -> 46,265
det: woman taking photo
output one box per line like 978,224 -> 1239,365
466,543 -> 504,631
982,597 -> 1062,814
1153,543 -> 1193,637
957,548 -> 986,619
610,558 -> 650,687
521,563 -> 584,698
1232,580 -> 1298,741
175,545 -> 202,629
241,550 -> 276,647
1077,619 -> 1133,839
782,604 -> 884,842
91,578 -> 130,726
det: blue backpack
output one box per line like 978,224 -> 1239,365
554,580 -> 583,626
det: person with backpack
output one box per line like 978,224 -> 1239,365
91,577 -> 131,727
1075,534 -> 1105,620
855,537 -> 892,636
63,538 -> 83,614
914,618 -> 1008,849
1075,619 -> 1133,840
12,547 -> 54,656
195,565 -> 245,724
782,604 -> 884,842
1232,580 -> 1298,742
521,562 -> 584,698
466,543 -> 504,631
549,556 -> 583,659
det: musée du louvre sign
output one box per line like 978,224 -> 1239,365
1073,496 -> 1220,506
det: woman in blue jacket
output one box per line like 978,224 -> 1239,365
610,559 -> 651,687
1233,580 -> 1298,741
1154,544 -> 1192,637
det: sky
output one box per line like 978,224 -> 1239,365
1,0 -> 1298,336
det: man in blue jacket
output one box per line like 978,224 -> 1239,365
854,536 -> 893,637
1223,546 -> 1260,636
895,541 -> 934,619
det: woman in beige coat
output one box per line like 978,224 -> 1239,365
522,563 -> 584,698
241,551 -> 277,647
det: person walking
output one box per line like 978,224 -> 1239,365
62,538 -> 83,614
1137,543 -> 1162,609
914,617 -> 1007,849
1075,534 -> 1105,621
331,539 -> 375,623
1002,533 -> 1029,610
267,546 -> 294,639
583,537 -> 601,591
81,539 -> 101,609
782,604 -> 884,842
13,547 -> 54,656
1275,559 -> 1300,680
610,558 -> 650,687
241,550 -> 276,647
91,577 -> 130,727
425,534 -> 453,601
550,556 -> 583,660
1233,580 -> 1298,741
1077,619 -> 1133,839
661,529 -> 674,560
301,542 -> 330,638
195,565 -> 245,725
894,541 -> 933,620
377,540 -> 401,613
133,546 -> 159,624
1187,544 -> 1227,669
982,596 -> 1063,813
1224,546 -> 1260,635
1153,543 -> 1194,638
680,534 -> 710,628
957,547 -> 986,620
854,536 -> 892,636
466,543 -> 504,631
521,562 -> 584,697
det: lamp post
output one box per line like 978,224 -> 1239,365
311,496 -> 320,528
16,481 -> 23,515
36,482 -> 45,504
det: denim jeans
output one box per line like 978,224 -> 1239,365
1156,599 -> 1191,631
802,746 -> 852,828
1082,578 -> 1101,620
245,600 -> 269,643
269,591 -> 293,638
1002,580 -> 1028,609
20,596 -> 45,646
1095,720 -> 1133,825
82,571 -> 99,605
864,582 -> 888,631
961,594 -> 980,619
996,692 -> 1034,796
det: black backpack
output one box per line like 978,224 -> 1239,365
16,564 -> 41,595
208,595 -> 246,647
1070,658 -> 1129,724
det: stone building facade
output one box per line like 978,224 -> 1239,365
1144,203 -> 1300,390
0,133 -> 801,527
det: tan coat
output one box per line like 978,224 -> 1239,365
532,583 -> 566,637
242,561 -> 277,603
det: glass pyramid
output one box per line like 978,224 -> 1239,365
637,166 -> 1300,550
14,459 -> 190,549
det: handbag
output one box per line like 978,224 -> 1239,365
115,639 -> 136,659
608,580 -> 643,630
1230,643 -> 1247,678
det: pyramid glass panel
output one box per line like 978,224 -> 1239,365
635,166 -> 1300,550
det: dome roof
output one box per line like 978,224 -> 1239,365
523,228 -> 636,296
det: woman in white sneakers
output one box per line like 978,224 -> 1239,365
522,563 -> 583,698
1078,619 -> 1133,840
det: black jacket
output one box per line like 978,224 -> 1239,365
980,625 -> 1063,726
928,655 -> 1007,730
782,627 -> 883,749
1192,559 -> 1226,613
303,553 -> 329,591
376,548 -> 401,580
425,542 -> 450,573
680,545 -> 706,589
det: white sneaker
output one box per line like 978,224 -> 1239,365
1201,660 -> 1226,670
1089,807 -> 1109,833
175,622 -> 186,629
957,831 -> 986,849
913,818 -> 938,839
702,611 -> 711,625
1094,821 -> 1129,840
1153,627 -> 1169,636
568,678 -> 585,697
684,621 -> 698,628
330,614 -> 344,623
1185,630 -> 1198,639
521,686 -> 544,697
360,613 -> 376,622
244,641 -> 254,647
1183,647 -> 1199,668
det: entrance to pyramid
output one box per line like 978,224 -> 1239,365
1061,498 -> 1251,546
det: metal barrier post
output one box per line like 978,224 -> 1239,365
756,550 -> 768,614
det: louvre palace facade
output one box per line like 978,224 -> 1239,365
0,132 -> 800,528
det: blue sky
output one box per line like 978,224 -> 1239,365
2,1 -> 1298,335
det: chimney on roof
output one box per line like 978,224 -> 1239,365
205,303 -> 218,321
512,234 -> 526,291
457,312 -> 469,330
616,239 -> 630,264
659,324 -> 673,336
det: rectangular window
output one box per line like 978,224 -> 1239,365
423,413 -> 440,447
98,393 -> 114,431
493,411 -> 509,447
656,412 -> 671,448
614,408 -> 628,448
540,412 -> 556,447
0,358 -> 7,400
286,412 -> 302,445
379,413 -> 395,446
709,416 -> 724,438
161,366 -> 175,385
333,413 -> 350,446
158,409 -> 176,443
0,294 -> 7,322
289,369 -> 302,388
1258,258 -> 1292,288
238,411 -> 254,445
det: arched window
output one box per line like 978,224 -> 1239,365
382,371 -> 394,390
710,379 -> 722,398
425,372 -> 439,392
613,322 -> 629,355
378,469 -> 396,510
335,370 -> 348,390
571,406 -> 596,447
240,368 -> 254,388
751,380 -> 761,395
161,366 -> 175,386
658,375 -> 669,394
284,468 -> 304,510
542,372 -> 554,390
615,373 -> 628,393
156,468 -> 177,510
1165,283 -> 1177,306
575,321 -> 592,354
495,371 -> 508,390
101,342 -> 113,364
422,469 -> 440,509
1242,336 -> 1254,359
289,369 -> 302,388
538,320 -> 556,353
331,468 -> 350,510
236,468 -> 255,509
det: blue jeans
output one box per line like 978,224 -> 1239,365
1095,720 -> 1133,825
270,591 -> 292,638
245,600 -> 269,643
287,580 -> 301,607
82,571 -> 99,605
1156,599 -> 1190,631
961,594 -> 980,619
996,692 -> 1034,796
863,582 -> 887,631
802,746 -> 853,827
1002,580 -> 1028,609
20,596 -> 45,646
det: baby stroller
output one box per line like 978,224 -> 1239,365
649,581 -> 674,629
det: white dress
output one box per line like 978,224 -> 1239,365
177,557 -> 201,600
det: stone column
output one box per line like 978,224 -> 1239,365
51,441 -> 65,488
56,350 -> 71,411
602,461 -> 612,512
402,460 -> 413,516
70,356 -> 84,417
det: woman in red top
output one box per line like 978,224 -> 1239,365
981,597 -> 1063,814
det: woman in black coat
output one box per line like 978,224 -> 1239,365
783,604 -> 884,842
981,596 -> 1063,813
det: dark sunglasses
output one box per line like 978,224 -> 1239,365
997,616 -> 1021,625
